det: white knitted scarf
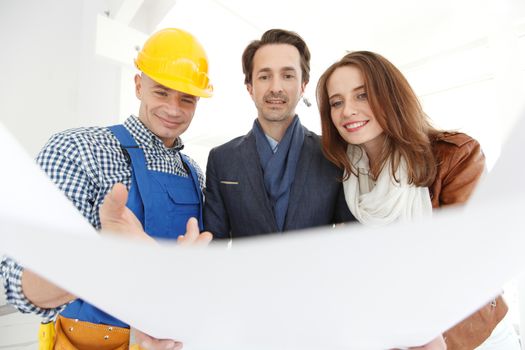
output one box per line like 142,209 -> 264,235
343,145 -> 433,227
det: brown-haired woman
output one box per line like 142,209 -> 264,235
316,51 -> 520,350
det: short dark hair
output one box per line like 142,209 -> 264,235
242,29 -> 310,85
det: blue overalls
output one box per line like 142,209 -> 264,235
60,124 -> 203,328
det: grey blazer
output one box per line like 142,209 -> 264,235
203,126 -> 354,239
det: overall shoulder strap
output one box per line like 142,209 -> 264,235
108,124 -> 138,147
180,154 -> 204,231
107,124 -> 150,215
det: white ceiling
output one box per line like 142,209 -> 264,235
154,0 -> 522,134
107,0 -> 525,166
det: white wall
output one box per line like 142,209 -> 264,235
0,2 -> 122,346
2,0 -> 524,165
154,0 -> 525,170
401,0 -> 525,169
0,0 -> 122,157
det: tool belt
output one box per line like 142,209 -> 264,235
39,315 -> 130,350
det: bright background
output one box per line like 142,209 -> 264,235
1,0 -> 525,169
1,0 -> 525,348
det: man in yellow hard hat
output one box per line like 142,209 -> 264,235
0,28 -> 212,350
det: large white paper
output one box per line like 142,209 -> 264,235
1,114 -> 525,349
3,203 -> 524,350
0,125 -> 95,238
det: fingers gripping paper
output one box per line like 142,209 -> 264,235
1,116 -> 525,350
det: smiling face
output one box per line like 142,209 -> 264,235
135,73 -> 198,147
327,65 -> 384,158
246,44 -> 306,128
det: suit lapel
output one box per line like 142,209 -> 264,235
239,131 -> 278,230
285,128 -> 314,228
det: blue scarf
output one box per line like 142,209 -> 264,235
252,116 -> 305,231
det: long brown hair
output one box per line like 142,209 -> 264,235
316,51 -> 439,186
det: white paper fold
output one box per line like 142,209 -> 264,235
1,113 -> 525,349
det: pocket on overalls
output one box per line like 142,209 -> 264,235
166,187 -> 200,213
146,184 -> 201,239
166,187 -> 200,224
53,315 -> 129,350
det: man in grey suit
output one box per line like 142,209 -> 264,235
204,29 -> 354,239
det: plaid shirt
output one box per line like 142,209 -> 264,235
1,115 -> 204,320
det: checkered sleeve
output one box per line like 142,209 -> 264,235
1,132 -> 95,320
36,132 -> 99,228
1,256 -> 66,321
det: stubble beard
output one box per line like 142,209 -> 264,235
259,102 -> 297,124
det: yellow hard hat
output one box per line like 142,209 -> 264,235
135,28 -> 213,98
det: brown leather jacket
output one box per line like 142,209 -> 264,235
429,132 -> 485,208
429,132 -> 508,350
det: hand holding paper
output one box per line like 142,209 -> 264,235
176,218 -> 213,247
99,183 -> 213,246
99,183 -> 155,243
132,328 -> 183,350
